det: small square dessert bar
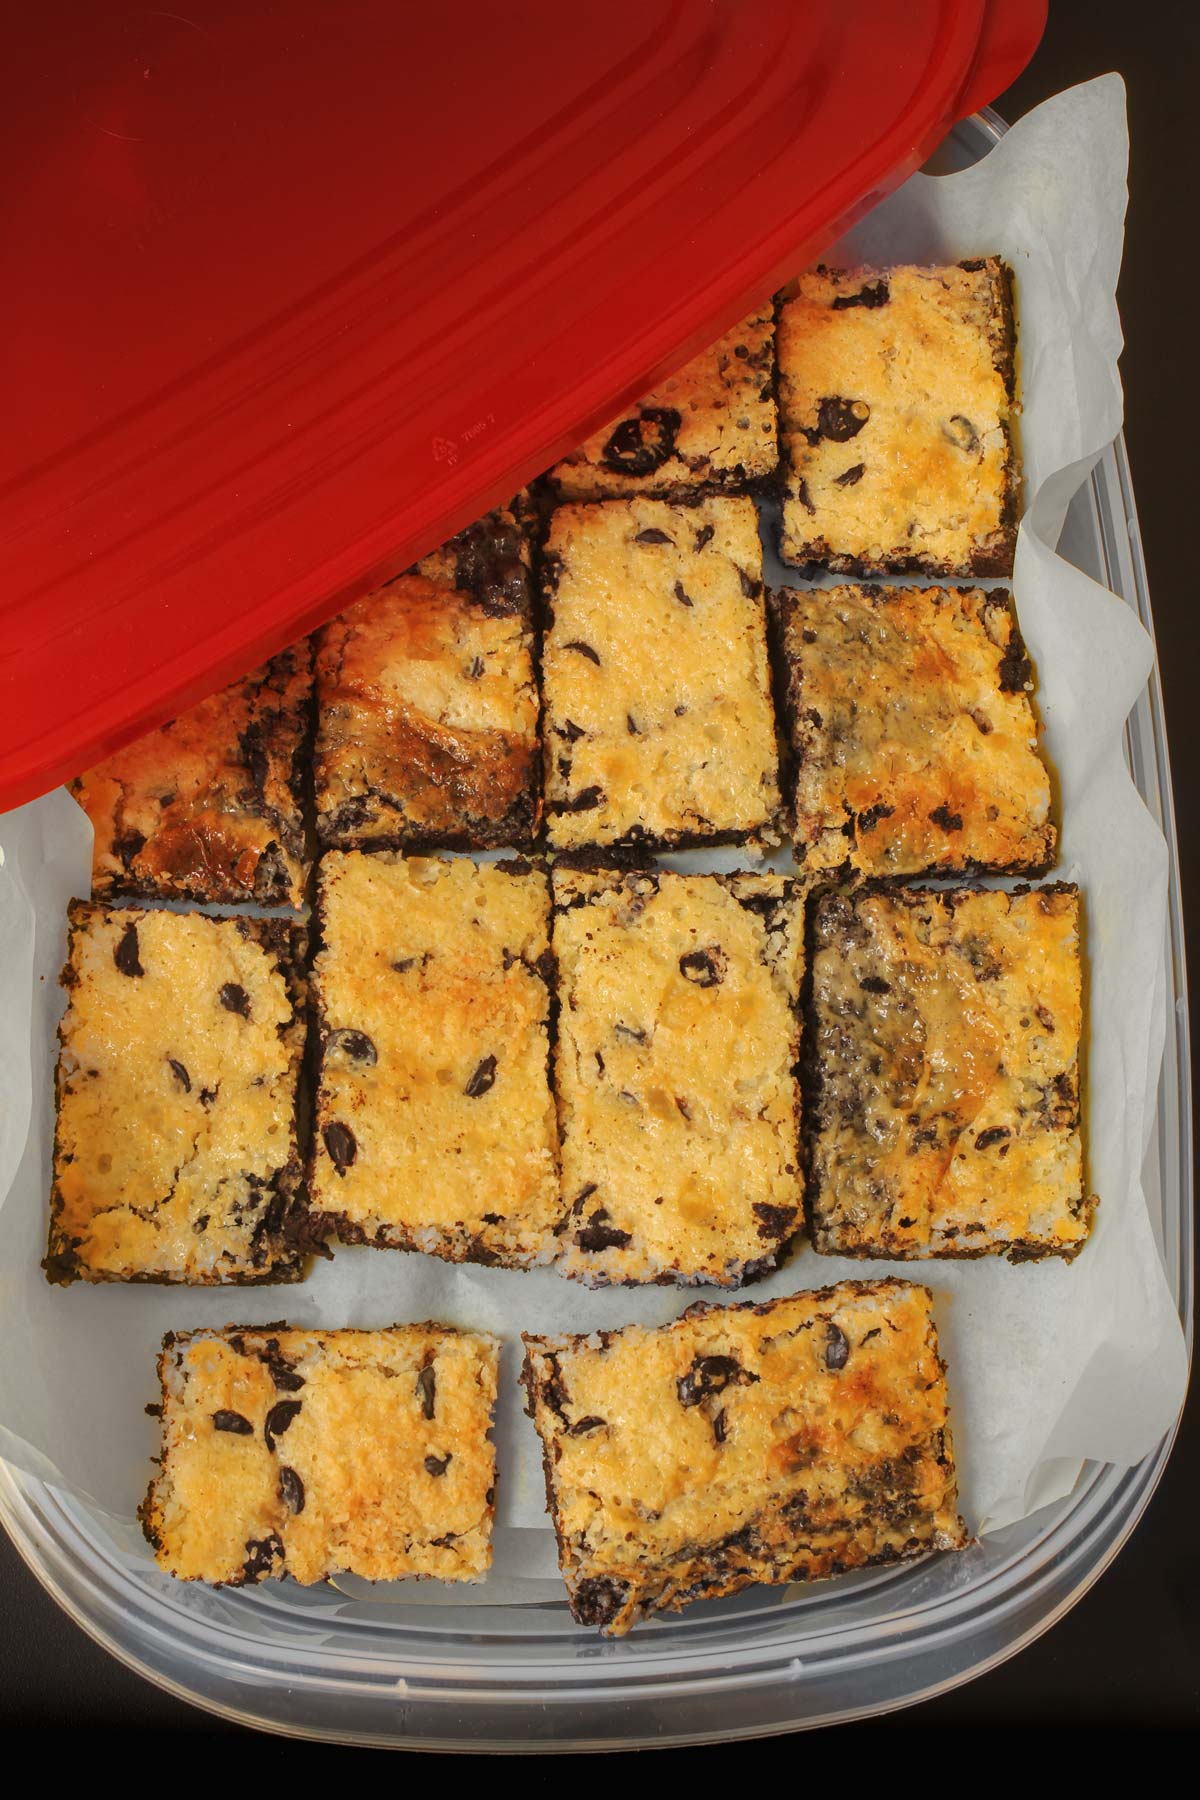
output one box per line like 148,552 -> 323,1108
313,507 -> 539,850
71,644 -> 312,908
141,1323 -> 499,1585
775,583 -> 1055,877
541,497 -> 780,849
552,867 -> 804,1286
522,1278 -> 966,1635
46,904 -> 308,1285
778,261 -> 1018,576
308,852 -> 560,1266
808,884 -> 1094,1262
546,307 -> 778,500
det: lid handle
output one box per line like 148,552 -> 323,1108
957,0 -> 1047,120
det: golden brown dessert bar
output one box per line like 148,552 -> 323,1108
307,852 -> 561,1267
546,308 -> 777,499
552,866 -> 803,1286
46,904 -> 309,1285
141,1324 -> 499,1584
541,497 -> 780,849
778,261 -> 1018,576
807,883 -> 1095,1261
313,507 -> 539,850
522,1278 -> 966,1635
71,645 -> 312,908
774,583 -> 1054,877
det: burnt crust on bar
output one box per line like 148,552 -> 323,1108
804,882 -> 1095,1263
140,1323 -> 499,1584
777,261 -> 1019,577
46,905 -> 311,1285
551,866 -> 804,1286
545,308 -> 778,501
522,1277 -> 967,1635
541,497 -> 781,851
306,852 -> 561,1268
772,583 -> 1055,878
313,507 -> 540,852
71,645 -> 313,909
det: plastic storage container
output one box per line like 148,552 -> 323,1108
0,100 -> 1189,1751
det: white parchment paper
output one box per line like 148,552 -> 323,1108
0,77 -> 1187,1589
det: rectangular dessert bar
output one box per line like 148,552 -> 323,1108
313,506 -> 539,850
774,583 -> 1055,877
541,497 -> 780,849
808,884 -> 1095,1262
46,904 -> 309,1285
522,1278 -> 966,1635
308,852 -> 561,1267
545,307 -> 778,500
141,1323 -> 499,1584
71,644 -> 312,908
777,260 -> 1018,576
552,866 -> 803,1286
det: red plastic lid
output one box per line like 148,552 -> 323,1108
1,0 -> 1045,809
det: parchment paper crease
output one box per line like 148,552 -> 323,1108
0,77 -> 1186,1590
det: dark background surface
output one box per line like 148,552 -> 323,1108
1,1 -> 1196,1747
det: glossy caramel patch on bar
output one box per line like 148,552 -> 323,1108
314,509 -> 538,849
809,885 -> 1093,1261
72,645 -> 311,907
778,584 -> 1054,876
